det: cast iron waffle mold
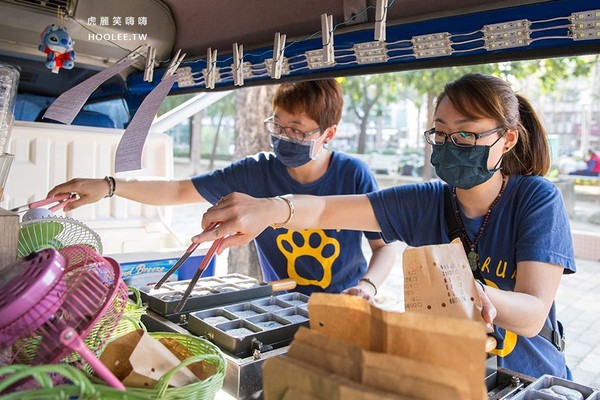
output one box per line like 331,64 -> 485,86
138,274 -> 274,315
187,292 -> 310,356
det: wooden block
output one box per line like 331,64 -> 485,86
0,208 -> 19,270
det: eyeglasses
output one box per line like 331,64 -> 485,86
424,127 -> 505,148
264,117 -> 322,143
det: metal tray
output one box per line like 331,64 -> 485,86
138,273 -> 274,315
511,374 -> 597,400
187,292 -> 310,356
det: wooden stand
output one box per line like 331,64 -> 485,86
0,208 -> 19,271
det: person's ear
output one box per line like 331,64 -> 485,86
504,128 -> 518,153
323,124 -> 337,144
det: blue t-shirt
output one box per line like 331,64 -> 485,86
367,175 -> 576,378
192,151 -> 381,295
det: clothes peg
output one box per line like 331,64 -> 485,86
272,32 -> 286,79
144,45 -> 156,82
205,48 -> 218,89
232,43 -> 244,86
321,14 -> 335,65
162,49 -> 186,81
375,0 -> 389,42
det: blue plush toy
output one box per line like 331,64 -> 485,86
39,24 -> 75,73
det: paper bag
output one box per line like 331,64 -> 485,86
288,326 -> 363,382
263,354 -> 407,400
290,326 -> 470,399
362,346 -> 470,399
308,293 -> 488,400
403,238 -> 483,321
99,329 -> 198,388
308,292 -> 385,351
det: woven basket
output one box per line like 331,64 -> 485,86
109,287 -> 148,339
0,364 -> 147,399
110,314 -> 147,339
124,286 -> 148,321
126,332 -> 226,400
1,334 -> 226,400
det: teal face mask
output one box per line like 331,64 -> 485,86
430,138 -> 502,189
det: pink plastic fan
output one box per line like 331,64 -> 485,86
0,249 -> 67,348
8,245 -> 129,390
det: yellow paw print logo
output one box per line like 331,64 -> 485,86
276,229 -> 340,288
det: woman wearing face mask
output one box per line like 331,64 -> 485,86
197,73 -> 576,379
47,79 -> 398,300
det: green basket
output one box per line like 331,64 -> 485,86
0,364 -> 147,400
110,287 -> 148,339
124,286 -> 148,321
0,334 -> 226,400
126,332 -> 226,400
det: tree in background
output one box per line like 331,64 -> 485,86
339,74 -> 401,154
227,84 -> 277,279
341,57 -> 594,180
205,93 -> 236,170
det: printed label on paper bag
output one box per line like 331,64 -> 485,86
403,239 -> 482,321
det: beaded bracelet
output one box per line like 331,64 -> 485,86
104,176 -> 116,198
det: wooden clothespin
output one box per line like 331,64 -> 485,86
144,45 -> 156,82
204,48 -> 218,89
321,13 -> 335,65
232,43 -> 244,86
271,32 -> 286,79
375,0 -> 389,42
162,49 -> 186,81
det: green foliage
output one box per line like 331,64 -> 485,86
339,56 -> 596,167
205,93 -> 236,119
157,93 -> 196,117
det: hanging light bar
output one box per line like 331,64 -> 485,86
412,32 -> 452,58
569,10 -> 600,41
483,20 -> 531,50
354,41 -> 388,64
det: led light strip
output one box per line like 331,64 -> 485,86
169,7 -> 599,89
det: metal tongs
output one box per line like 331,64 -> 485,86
154,222 -> 225,313
10,193 -> 78,213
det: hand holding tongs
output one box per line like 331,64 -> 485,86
154,222 -> 225,314
10,193 -> 78,213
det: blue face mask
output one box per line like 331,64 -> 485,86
270,135 -> 318,167
430,139 -> 502,189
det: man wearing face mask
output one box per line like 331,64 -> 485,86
48,79 -> 398,300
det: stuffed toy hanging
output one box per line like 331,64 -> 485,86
39,24 -> 75,74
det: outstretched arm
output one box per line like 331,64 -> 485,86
482,261 -> 563,337
194,191 -> 381,252
341,238 -> 398,302
47,177 -> 204,211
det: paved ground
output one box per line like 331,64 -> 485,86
557,195 -> 600,388
555,257 -> 600,388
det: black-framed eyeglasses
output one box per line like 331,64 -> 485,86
424,127 -> 505,148
264,116 -> 322,143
